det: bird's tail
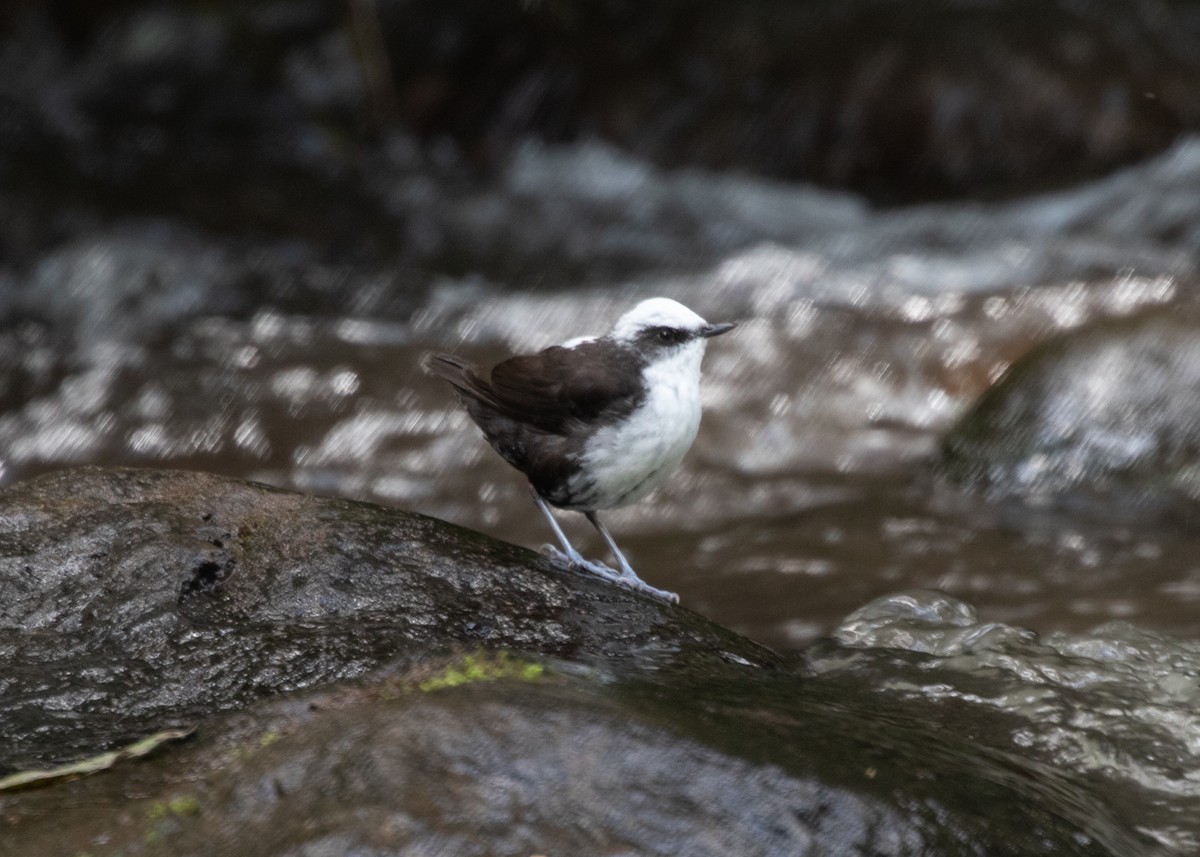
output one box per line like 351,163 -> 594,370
424,353 -> 502,410
423,352 -> 472,385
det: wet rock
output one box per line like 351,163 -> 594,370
936,312 -> 1200,502
821,590 -> 1200,853
0,466 -> 780,771
0,468 -> 1183,853
0,655 -> 1144,856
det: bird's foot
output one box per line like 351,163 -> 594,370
540,545 -> 680,604
627,578 -> 681,605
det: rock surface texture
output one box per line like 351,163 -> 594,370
0,468 -> 1176,855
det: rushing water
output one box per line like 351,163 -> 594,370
2,136 -> 1200,653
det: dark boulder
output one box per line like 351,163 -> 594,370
0,466 -> 779,771
0,468 -> 1175,854
937,312 -> 1200,504
0,654 -> 1145,856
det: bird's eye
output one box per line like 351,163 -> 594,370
656,328 -> 681,344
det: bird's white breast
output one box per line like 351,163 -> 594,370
571,341 -> 705,509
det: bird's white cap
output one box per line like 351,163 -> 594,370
610,298 -> 708,341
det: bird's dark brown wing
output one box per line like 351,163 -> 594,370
488,342 -> 646,433
428,342 -> 645,435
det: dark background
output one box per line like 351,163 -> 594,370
3,0 -> 1199,267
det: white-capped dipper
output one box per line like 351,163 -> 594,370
426,297 -> 736,603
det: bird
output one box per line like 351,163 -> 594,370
425,297 -> 736,603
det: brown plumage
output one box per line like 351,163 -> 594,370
424,344 -> 646,506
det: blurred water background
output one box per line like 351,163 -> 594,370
3,0 -> 1200,649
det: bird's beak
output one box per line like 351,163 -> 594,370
700,322 -> 737,338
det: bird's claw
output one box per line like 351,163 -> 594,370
639,582 -> 681,605
540,545 -> 679,604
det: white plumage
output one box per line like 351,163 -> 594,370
573,326 -> 706,508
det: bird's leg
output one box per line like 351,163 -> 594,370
530,489 -> 589,566
582,511 -> 637,580
530,489 -> 678,604
531,496 -> 629,585
585,511 -> 679,604
531,492 -> 624,581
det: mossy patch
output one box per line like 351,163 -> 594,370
146,794 -> 201,821
416,651 -> 546,692
144,793 -> 202,843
